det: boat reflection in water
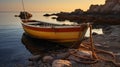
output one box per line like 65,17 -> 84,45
21,33 -> 67,55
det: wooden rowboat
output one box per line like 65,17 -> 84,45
18,12 -> 88,43
21,21 -> 88,43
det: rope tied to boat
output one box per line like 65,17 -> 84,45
66,24 -> 120,66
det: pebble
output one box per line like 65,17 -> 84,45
52,59 -> 72,67
56,52 -> 69,59
29,55 -> 41,61
43,56 -> 54,63
76,50 -> 92,57
95,43 -> 102,47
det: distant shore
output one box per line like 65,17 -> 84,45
44,11 -> 120,25
44,0 -> 120,25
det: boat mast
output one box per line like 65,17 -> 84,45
21,0 -> 27,20
22,0 -> 25,12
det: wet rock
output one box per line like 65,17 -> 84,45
68,55 -> 80,62
88,0 -> 120,14
69,49 -> 92,57
44,14 -> 52,16
52,60 -> 72,67
94,43 -> 102,47
52,17 -> 57,19
68,50 -> 92,63
19,11 -> 32,19
71,9 -> 84,15
28,61 -> 34,66
43,56 -> 54,63
92,32 -> 98,35
70,61 -> 78,67
29,55 -> 41,61
56,52 -> 70,59
77,50 -> 92,57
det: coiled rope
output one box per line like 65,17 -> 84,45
68,24 -> 120,67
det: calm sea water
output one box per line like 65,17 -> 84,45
0,12 -> 29,67
0,11 -> 103,67
0,11 -> 76,67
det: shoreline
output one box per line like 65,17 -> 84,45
44,12 -> 120,25
26,25 -> 120,67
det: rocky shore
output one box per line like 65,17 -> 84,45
26,25 -> 120,67
44,11 -> 120,25
44,0 -> 120,25
27,0 -> 120,67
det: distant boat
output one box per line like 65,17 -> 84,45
18,12 -> 88,43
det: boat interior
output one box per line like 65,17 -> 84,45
23,21 -> 80,27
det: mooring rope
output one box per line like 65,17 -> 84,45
68,24 -> 120,66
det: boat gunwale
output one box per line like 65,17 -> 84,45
21,21 -> 88,29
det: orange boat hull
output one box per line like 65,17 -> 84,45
22,22 -> 88,43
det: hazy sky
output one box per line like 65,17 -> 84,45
0,0 -> 105,12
